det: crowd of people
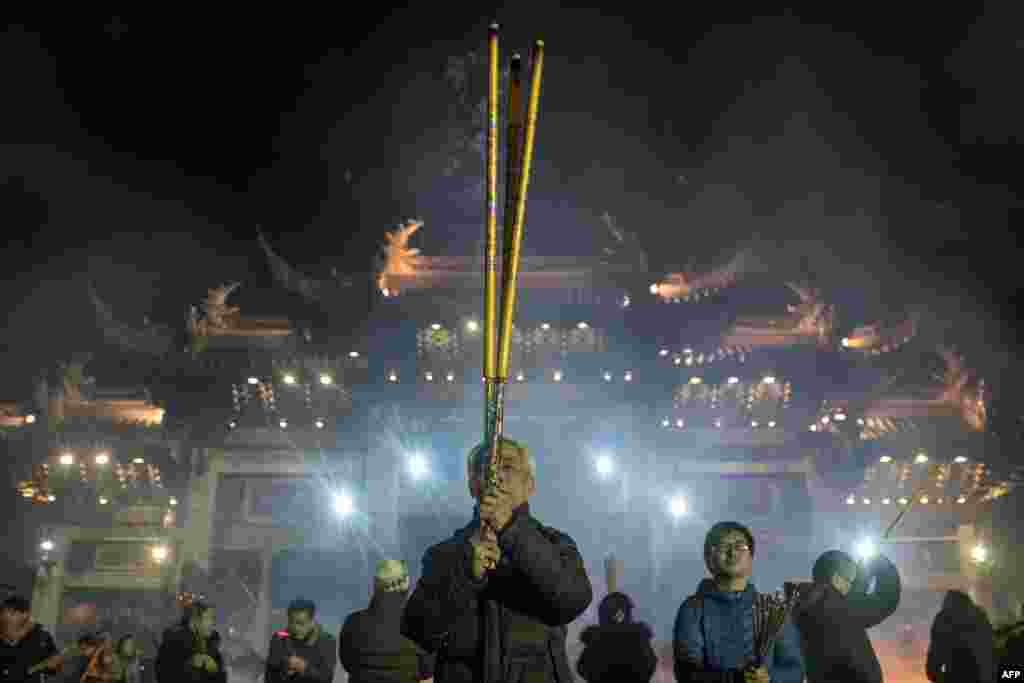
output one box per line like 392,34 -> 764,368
2,436 -> 1023,682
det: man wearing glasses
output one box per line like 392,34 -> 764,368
673,522 -> 804,683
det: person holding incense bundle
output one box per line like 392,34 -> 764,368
793,549 -> 901,683
673,522 -> 804,683
400,437 -> 593,683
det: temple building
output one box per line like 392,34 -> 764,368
5,220 -> 1019,658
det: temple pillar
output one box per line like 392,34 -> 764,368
180,448 -> 225,577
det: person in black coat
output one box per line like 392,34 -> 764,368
339,560 -> 433,682
576,592 -> 657,683
266,598 -> 337,683
154,601 -> 226,683
794,549 -> 901,683
926,590 -> 994,683
401,437 -> 593,683
0,596 -> 59,683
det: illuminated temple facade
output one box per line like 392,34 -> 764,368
4,225 -> 1019,653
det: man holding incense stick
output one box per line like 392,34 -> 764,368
401,437 -> 593,683
673,522 -> 804,683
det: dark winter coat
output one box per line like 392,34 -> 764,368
265,624 -> 337,683
674,579 -> 804,683
0,624 -> 58,682
154,625 -> 226,683
576,622 -> 657,683
400,502 -> 593,683
794,554 -> 901,683
339,590 -> 433,683
926,603 -> 994,683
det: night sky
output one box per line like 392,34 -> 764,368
2,6 -> 1023,589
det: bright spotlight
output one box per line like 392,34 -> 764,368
430,323 -> 441,330
348,351 -> 360,358
425,372 -> 434,382
407,453 -> 429,480
279,419 -> 288,429
675,418 -> 684,428
247,376 -> 259,385
169,497 -> 178,506
40,540 -> 55,552
388,372 -> 398,382
99,497 -> 109,505
603,371 -> 612,382
845,495 -> 856,505
971,544 -> 988,563
882,498 -> 891,505
768,421 -> 776,428
762,376 -> 776,384
315,419 -> 325,429
446,372 -> 455,382
59,453 -> 74,466
855,537 -> 877,561
577,321 -> 588,329
879,455 -> 892,463
151,545 -> 169,563
540,323 -> 551,330
283,374 -> 296,385
727,376 -> 739,384
466,320 -> 479,332
914,453 -> 929,464
95,453 -> 109,465
954,456 -> 967,464
595,455 -> 614,478
333,492 -> 355,517
553,370 -> 562,382
669,495 -> 688,518
623,371 -> 633,382
659,348 -> 669,357
319,373 -> 333,385
689,376 -> 702,385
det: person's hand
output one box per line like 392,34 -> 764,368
286,656 -> 307,675
478,485 -> 515,533
468,529 -> 502,580
191,654 -> 217,671
743,665 -> 770,683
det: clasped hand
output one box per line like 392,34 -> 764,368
478,485 -> 515,534
190,654 -> 218,673
743,665 -> 770,683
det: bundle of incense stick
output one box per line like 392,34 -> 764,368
479,23 -> 545,565
752,582 -> 803,667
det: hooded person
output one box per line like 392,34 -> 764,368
673,522 -> 804,683
401,437 -> 593,683
793,549 -> 901,683
154,601 -> 226,683
926,589 -> 994,683
339,560 -> 433,683
265,598 -> 336,683
576,591 -> 657,683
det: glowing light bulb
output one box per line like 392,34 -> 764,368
431,323 -> 441,330
151,546 -> 169,563
834,412 -> 847,421
669,495 -> 688,518
516,372 -> 525,382
348,351 -> 360,358
762,376 -> 776,384
25,414 -> 36,424
956,496 -> 966,504
247,377 -> 259,385
133,458 -> 144,464
624,371 -> 633,382
659,349 -> 669,357
40,540 -> 55,552
553,370 -> 562,382
954,456 -> 967,463
315,419 -> 325,429
845,495 -> 856,505
727,376 -> 739,384
279,419 -> 288,429
540,323 -> 551,330
879,455 -> 892,463
99,497 -> 109,505
650,283 -> 660,295
768,421 -> 776,428
59,453 -> 74,466
661,419 -> 670,427
882,498 -> 891,505
283,374 -> 296,385
425,372 -> 434,382
95,453 -> 109,465
466,320 -> 479,332
169,497 -> 178,506
577,321 -> 588,329
603,372 -> 612,381
689,376 -> 702,385
319,373 -> 333,385
675,418 -> 684,428
446,372 -> 455,382
841,337 -> 850,347
915,453 -> 929,464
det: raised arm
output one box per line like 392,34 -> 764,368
496,519 -> 593,626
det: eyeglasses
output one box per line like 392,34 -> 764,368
713,543 -> 751,555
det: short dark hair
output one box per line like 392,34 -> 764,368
704,522 -> 755,560
1,596 -> 30,613
287,598 -> 316,619
78,632 -> 101,647
812,550 -> 857,584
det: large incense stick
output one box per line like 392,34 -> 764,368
479,27 -> 545,563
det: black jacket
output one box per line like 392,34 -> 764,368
400,503 -> 593,683
794,554 -> 901,683
0,624 -> 57,683
926,604 -> 994,683
154,624 -> 227,683
340,590 -> 433,683
265,624 -> 336,683
576,622 -> 657,683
